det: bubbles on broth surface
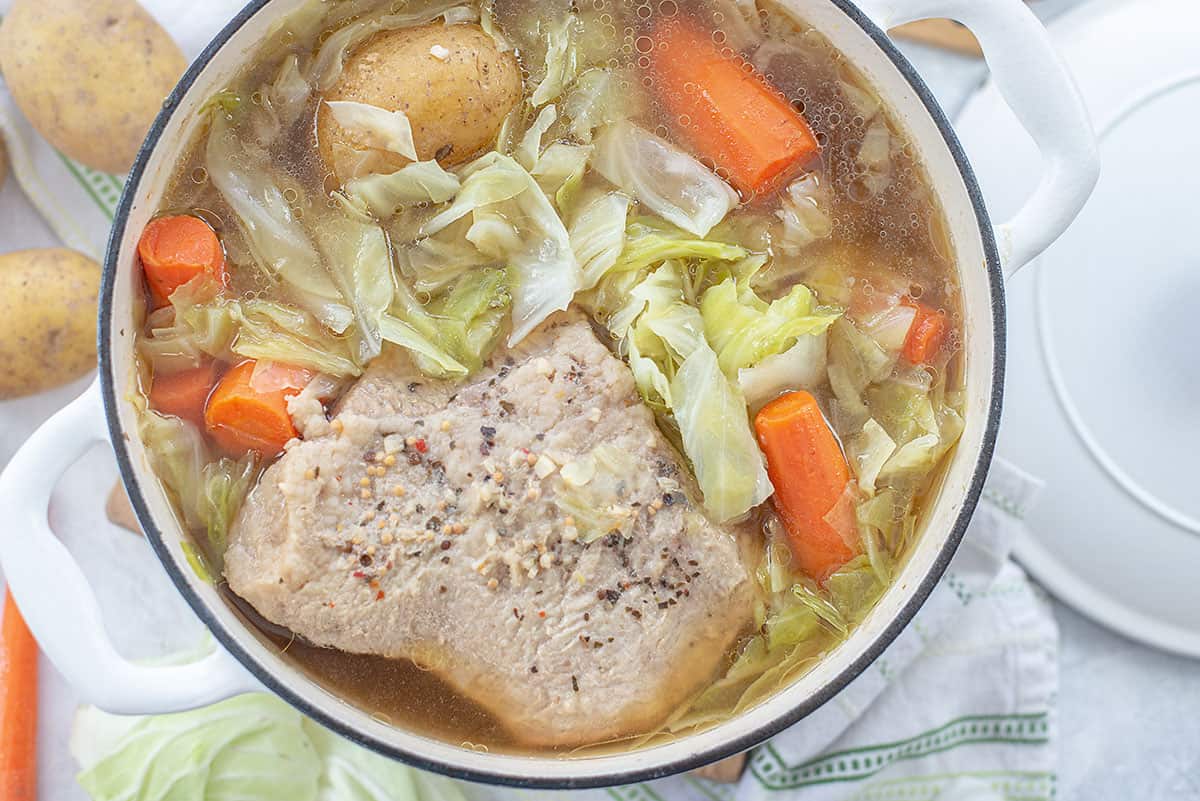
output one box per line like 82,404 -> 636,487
141,0 -> 964,755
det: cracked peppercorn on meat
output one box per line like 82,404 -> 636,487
224,313 -> 756,746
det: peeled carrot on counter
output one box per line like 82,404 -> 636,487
1,589 -> 38,801
149,360 -> 222,426
204,359 -> 312,457
647,17 -> 820,198
138,214 -> 227,307
755,391 -> 857,582
900,299 -> 947,364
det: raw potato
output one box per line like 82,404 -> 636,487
318,23 -> 523,183
0,0 -> 187,175
0,249 -> 100,399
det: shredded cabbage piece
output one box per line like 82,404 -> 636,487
857,116 -> 894,196
792,579 -> 849,636
205,113 -> 354,334
379,314 -> 468,378
610,264 -> 771,522
530,15 -> 579,107
233,301 -> 364,377
848,417 -> 897,496
562,68 -> 629,143
828,317 -> 894,427
250,54 -> 312,146
138,411 -> 210,531
593,121 -> 738,237
775,173 -> 833,254
441,5 -> 479,24
199,455 -> 258,559
515,104 -> 558,170
569,191 -> 630,290
311,217 -> 395,364
671,344 -> 773,521
700,277 -> 841,378
423,153 -> 580,344
72,694 -> 470,801
737,333 -> 828,410
140,277 -> 363,378
531,143 -> 592,212
324,100 -> 418,162
394,228 -> 500,296
343,161 -> 461,218
479,0 -> 512,51
613,219 -> 748,277
383,268 -> 510,378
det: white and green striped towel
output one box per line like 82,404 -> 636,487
0,3 -> 1059,798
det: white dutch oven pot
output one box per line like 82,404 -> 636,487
0,0 -> 1098,787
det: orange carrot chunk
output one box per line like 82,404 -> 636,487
1,589 -> 38,801
149,360 -> 222,426
647,17 -> 820,198
901,299 -> 948,364
755,391 -> 857,582
204,360 -> 312,457
138,215 -> 227,307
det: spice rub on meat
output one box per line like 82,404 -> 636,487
224,314 -> 755,747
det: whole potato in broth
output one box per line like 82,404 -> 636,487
317,23 -> 522,182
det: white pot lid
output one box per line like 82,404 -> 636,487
956,0 -> 1200,657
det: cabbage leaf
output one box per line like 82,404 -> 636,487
671,344 -> 773,521
233,300 -> 364,377
775,173 -> 833,254
324,100 -> 418,162
379,315 -> 467,378
530,15 -> 578,107
199,455 -> 257,557
138,411 -> 210,531
139,276 -> 363,379
205,113 -> 353,334
515,104 -> 558,171
250,54 -> 312,145
531,143 -> 592,212
423,153 -> 580,344
738,332 -> 829,409
394,228 -> 500,296
344,161 -> 461,218
593,121 -> 738,237
828,317 -> 894,427
570,191 -> 630,290
847,417 -> 896,496
71,694 -> 469,801
613,219 -> 748,277
613,264 -> 771,522
384,268 -> 510,377
562,68 -> 629,143
311,217 -> 395,363
700,277 -> 841,378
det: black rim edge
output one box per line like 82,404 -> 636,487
99,0 -> 1006,789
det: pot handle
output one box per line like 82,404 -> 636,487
854,0 -> 1099,277
0,379 -> 258,714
